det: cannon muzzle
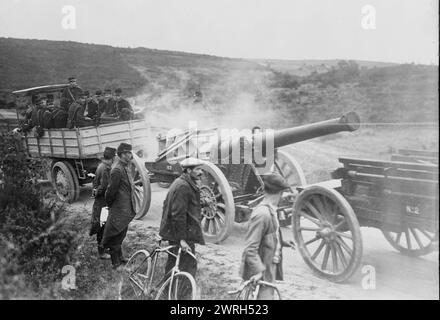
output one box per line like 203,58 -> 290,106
270,111 -> 360,148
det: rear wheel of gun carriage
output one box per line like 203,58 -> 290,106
381,226 -> 439,257
273,150 -> 307,189
292,186 -> 363,282
131,153 -> 151,220
51,161 -> 80,203
199,162 -> 235,243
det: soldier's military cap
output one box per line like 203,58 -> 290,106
68,76 -> 77,82
180,157 -> 204,168
95,90 -> 102,96
115,88 -> 122,94
261,173 -> 290,193
117,142 -> 132,155
82,90 -> 90,97
104,89 -> 112,93
103,147 -> 116,159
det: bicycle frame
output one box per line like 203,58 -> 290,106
127,242 -> 197,299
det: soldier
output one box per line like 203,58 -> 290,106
103,89 -> 116,116
90,147 -> 116,260
61,77 -> 83,110
51,105 -> 68,128
95,90 -> 106,115
114,88 -> 134,120
29,97 -> 46,129
239,173 -> 295,300
159,157 -> 205,279
46,94 -> 55,108
66,93 -> 93,129
84,90 -> 99,120
102,143 -> 136,269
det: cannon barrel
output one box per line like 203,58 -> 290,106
269,111 -> 360,148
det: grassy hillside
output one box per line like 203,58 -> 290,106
0,37 -> 438,130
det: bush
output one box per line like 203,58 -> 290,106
0,133 -> 77,299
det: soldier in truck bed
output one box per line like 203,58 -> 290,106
61,77 -> 83,110
114,88 -> 134,120
66,92 -> 94,128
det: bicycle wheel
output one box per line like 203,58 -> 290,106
154,271 -> 197,300
118,250 -> 151,300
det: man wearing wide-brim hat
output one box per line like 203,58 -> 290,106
90,146 -> 116,260
102,143 -> 137,269
159,157 -> 206,278
239,172 -> 295,299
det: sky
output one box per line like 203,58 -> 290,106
0,0 -> 438,64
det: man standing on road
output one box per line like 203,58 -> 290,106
159,157 -> 205,278
90,147 -> 116,260
102,143 -> 136,269
240,173 -> 295,299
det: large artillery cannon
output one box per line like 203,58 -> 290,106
144,112 -> 361,243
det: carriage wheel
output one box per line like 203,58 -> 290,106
199,161 -> 235,243
273,150 -> 307,188
292,186 -> 363,282
382,226 -> 439,257
131,153 -> 151,220
51,161 -> 80,203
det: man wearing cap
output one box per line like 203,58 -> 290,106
114,88 -> 134,120
84,90 -> 99,120
102,143 -> 136,269
102,89 -> 117,116
61,77 -> 83,110
90,147 -> 116,259
66,93 -> 93,129
240,173 -> 294,299
28,97 -> 46,130
159,157 -> 205,278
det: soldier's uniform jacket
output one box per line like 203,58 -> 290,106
116,99 -> 133,114
51,108 -> 68,128
67,102 -> 91,128
159,174 -> 205,245
103,159 -> 136,237
42,109 -> 54,129
240,204 -> 284,282
98,99 -> 107,115
93,162 -> 111,197
61,86 -> 83,110
90,161 -> 112,236
105,98 -> 116,115
29,107 -> 44,128
85,100 -> 99,119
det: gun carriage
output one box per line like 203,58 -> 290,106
145,112 -> 361,243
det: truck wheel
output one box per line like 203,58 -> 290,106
199,161 -> 235,243
292,185 -> 363,282
131,153 -> 151,220
51,161 -> 80,203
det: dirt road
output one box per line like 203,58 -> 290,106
135,181 -> 438,300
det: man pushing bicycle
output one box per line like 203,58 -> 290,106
159,157 -> 206,279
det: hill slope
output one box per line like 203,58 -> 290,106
0,37 -> 438,129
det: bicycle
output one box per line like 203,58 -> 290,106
227,280 -> 282,300
118,241 -> 198,300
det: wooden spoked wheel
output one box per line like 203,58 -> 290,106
273,150 -> 307,189
292,186 -> 363,282
382,226 -> 439,257
131,153 -> 151,220
51,161 -> 80,203
199,162 -> 235,243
